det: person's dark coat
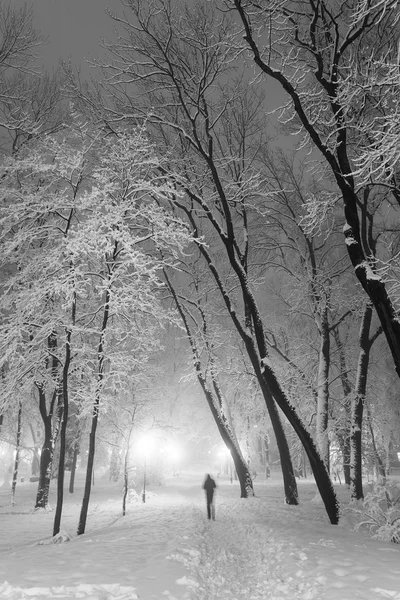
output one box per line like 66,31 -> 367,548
202,474 -> 217,519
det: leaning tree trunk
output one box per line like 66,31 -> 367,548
200,375 -> 254,498
242,307 -> 338,522
233,0 -> 400,381
260,360 -> 339,524
164,269 -> 254,498
179,204 -> 336,519
187,238 -> 299,505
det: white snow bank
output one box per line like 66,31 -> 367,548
0,582 -> 137,599
1,469 -> 400,600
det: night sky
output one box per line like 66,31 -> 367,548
19,0 -> 124,70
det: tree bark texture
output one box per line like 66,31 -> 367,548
316,308 -> 330,470
261,362 -> 339,524
350,304 -> 373,500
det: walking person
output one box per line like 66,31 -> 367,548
202,473 -> 217,520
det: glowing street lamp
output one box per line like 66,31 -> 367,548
217,445 -> 232,482
137,434 -> 154,503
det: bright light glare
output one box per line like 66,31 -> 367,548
137,434 -> 155,456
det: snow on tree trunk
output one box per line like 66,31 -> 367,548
53,322 -> 73,536
261,361 -> 339,524
10,402 -> 22,507
35,439 -> 54,510
316,308 -> 330,471
77,287 -> 110,536
350,304 -> 373,501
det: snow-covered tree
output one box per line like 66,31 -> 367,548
0,123 -> 191,534
232,0 -> 400,383
85,0 -> 341,523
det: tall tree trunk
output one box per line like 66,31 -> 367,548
77,286 -> 110,536
366,408 -> 386,484
35,333 -> 62,509
316,308 -> 330,469
164,269 -> 254,498
10,402 -> 22,506
35,433 -> 54,509
188,230 -> 337,521
260,360 -> 338,523
201,376 -> 254,498
339,429 -> 351,487
234,0 -> 400,381
332,328 -> 352,486
350,303 -> 373,500
77,382 -> 101,535
53,322 -> 73,536
35,386 -> 62,509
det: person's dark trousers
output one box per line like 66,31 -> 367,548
206,493 -> 215,519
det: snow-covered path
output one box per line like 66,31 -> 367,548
193,487 -> 400,600
1,469 -> 400,599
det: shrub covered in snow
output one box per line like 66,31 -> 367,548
348,483 -> 400,544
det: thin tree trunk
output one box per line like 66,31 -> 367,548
366,408 -> 386,484
10,402 -> 22,506
332,329 -> 352,486
69,442 -> 79,494
164,269 -> 254,498
122,411 -> 136,516
77,286 -> 110,536
77,388 -> 100,535
53,321 -> 73,536
341,431 -> 351,487
35,333 -> 62,509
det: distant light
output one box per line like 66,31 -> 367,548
137,434 -> 155,456
165,443 -> 182,462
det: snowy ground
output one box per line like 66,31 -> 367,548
0,466 -> 400,599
